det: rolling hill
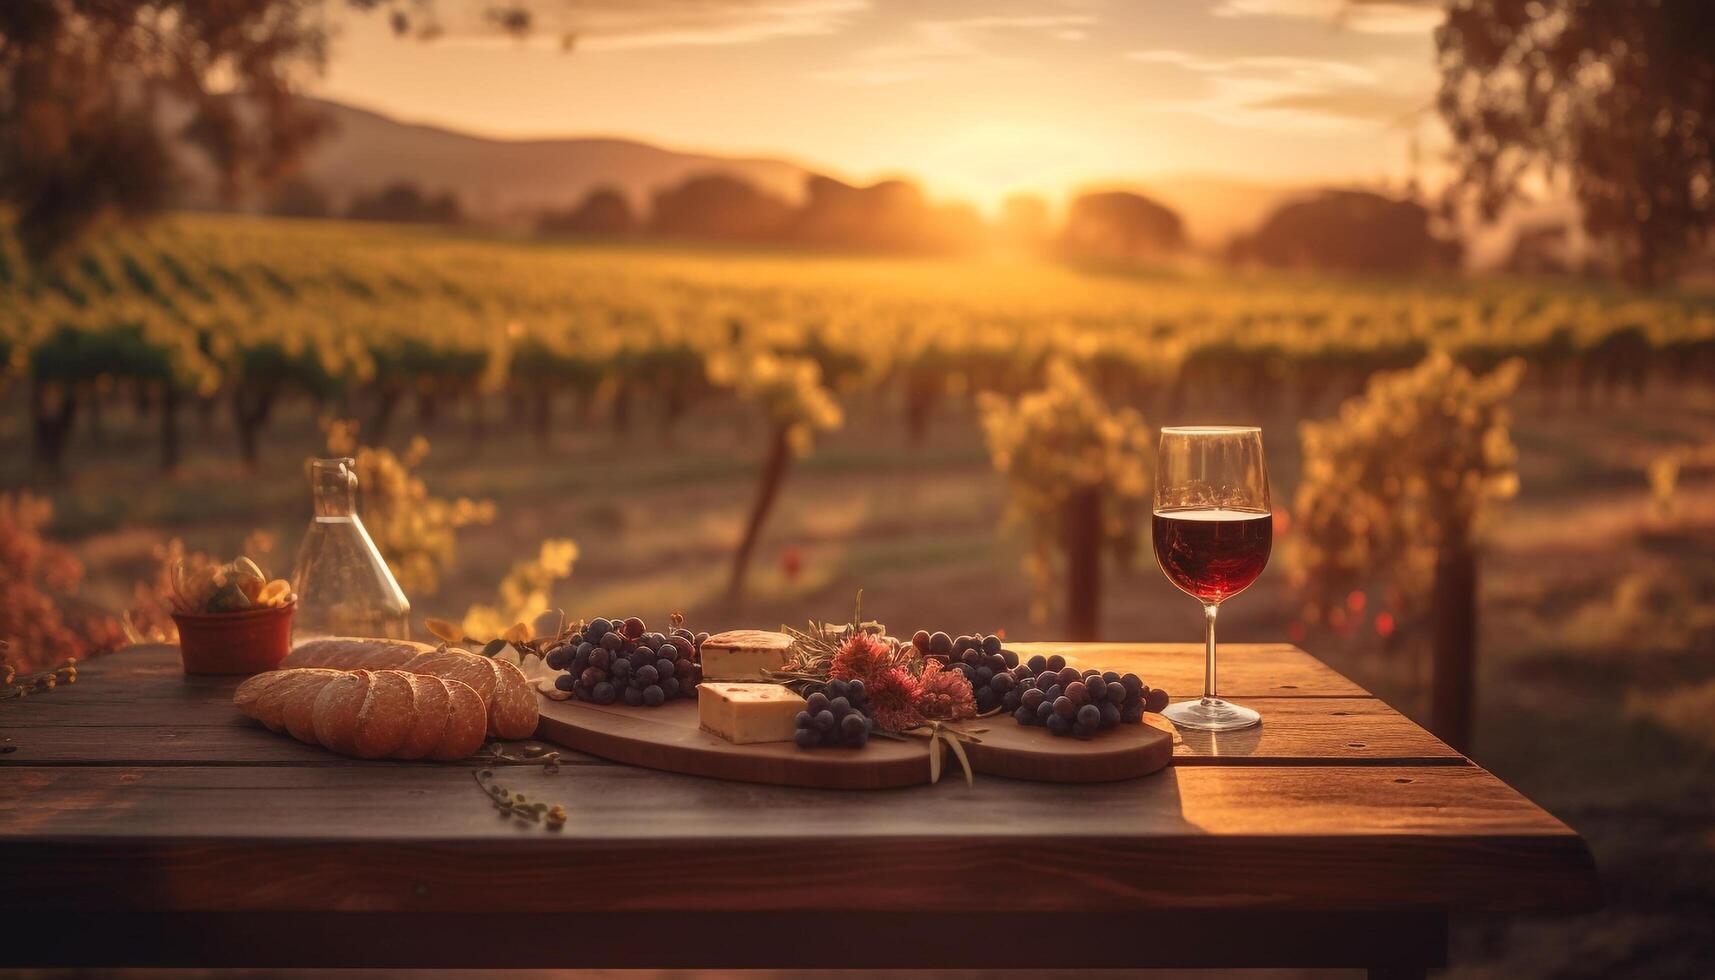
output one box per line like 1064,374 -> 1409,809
174,97 -> 816,219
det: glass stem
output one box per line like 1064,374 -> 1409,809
1202,602 -> 1219,702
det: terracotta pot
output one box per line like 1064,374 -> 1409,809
173,599 -> 296,675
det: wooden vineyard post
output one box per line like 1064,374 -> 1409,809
159,384 -> 180,473
29,380 -> 76,473
1429,540 -> 1478,754
727,424 -> 793,603
1063,486 -> 1103,641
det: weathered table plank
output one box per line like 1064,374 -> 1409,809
0,763 -> 1595,913
1016,642 -> 1370,698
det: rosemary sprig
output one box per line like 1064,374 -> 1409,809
0,642 -> 77,702
472,742 -> 567,829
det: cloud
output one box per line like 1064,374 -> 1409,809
816,14 -> 1098,85
1210,0 -> 1444,36
1126,47 -> 1430,129
428,0 -> 872,52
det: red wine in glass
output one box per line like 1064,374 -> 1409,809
1153,425 -> 1272,732
1151,508 -> 1273,605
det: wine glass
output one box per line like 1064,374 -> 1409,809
1152,426 -> 1272,731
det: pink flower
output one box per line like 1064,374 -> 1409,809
830,632 -> 900,684
914,659 -> 977,722
866,666 -> 924,732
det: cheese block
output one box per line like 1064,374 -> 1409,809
698,682 -> 806,744
698,629 -> 795,681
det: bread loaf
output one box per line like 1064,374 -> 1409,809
234,667 -> 487,761
284,638 -> 538,739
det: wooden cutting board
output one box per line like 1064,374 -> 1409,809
533,694 -> 1173,789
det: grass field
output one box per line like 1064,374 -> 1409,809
3,225 -> 1714,977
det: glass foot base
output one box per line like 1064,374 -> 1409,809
1162,697 -> 1261,732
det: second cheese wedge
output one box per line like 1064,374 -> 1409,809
698,682 -> 806,744
699,629 -> 795,681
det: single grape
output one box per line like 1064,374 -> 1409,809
623,686 -> 644,706
580,666 -> 607,687
828,679 -> 849,700
795,710 -> 812,729
990,672 -> 1014,694
1046,713 -> 1072,736
1066,680 -> 1089,706
839,713 -> 867,738
981,634 -> 1002,656
635,664 -> 659,686
794,728 -> 819,748
585,618 -> 612,642
1046,654 -> 1067,672
806,691 -> 830,713
554,673 -> 577,692
1108,683 -> 1128,705
1013,705 -> 1035,725
655,658 -> 676,679
1027,654 -> 1048,674
1145,688 -> 1170,713
660,676 -> 679,698
1100,702 -> 1122,727
610,657 -> 632,679
1121,673 -> 1144,696
814,710 -> 836,733
599,631 -> 623,652
592,681 -> 617,705
1076,703 -> 1101,728
1021,688 -> 1045,710
589,648 -> 611,671
928,631 -> 953,655
642,684 -> 665,707
912,630 -> 931,651
847,678 -> 866,700
1036,700 -> 1055,722
622,617 -> 646,639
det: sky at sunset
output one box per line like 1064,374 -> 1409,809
313,0 -> 1448,209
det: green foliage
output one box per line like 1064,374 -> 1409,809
1438,0 -> 1715,288
978,360 -> 1153,620
1288,351 -> 1523,626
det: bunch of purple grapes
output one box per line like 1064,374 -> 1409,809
909,630 -> 1021,715
793,678 -> 873,749
546,616 -> 706,707
1003,653 -> 1169,738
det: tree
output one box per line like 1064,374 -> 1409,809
1059,190 -> 1185,262
0,1 -> 524,262
536,186 -> 636,236
1229,189 -> 1461,273
269,177 -> 333,219
649,173 -> 794,241
705,350 -> 843,603
346,181 -> 463,224
1437,0 -> 1715,289
979,361 -> 1153,640
1289,352 -> 1522,752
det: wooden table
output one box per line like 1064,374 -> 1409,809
0,642 -> 1598,976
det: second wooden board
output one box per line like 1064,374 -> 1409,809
533,694 -> 1173,789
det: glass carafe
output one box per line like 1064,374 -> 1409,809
291,457 -> 411,643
